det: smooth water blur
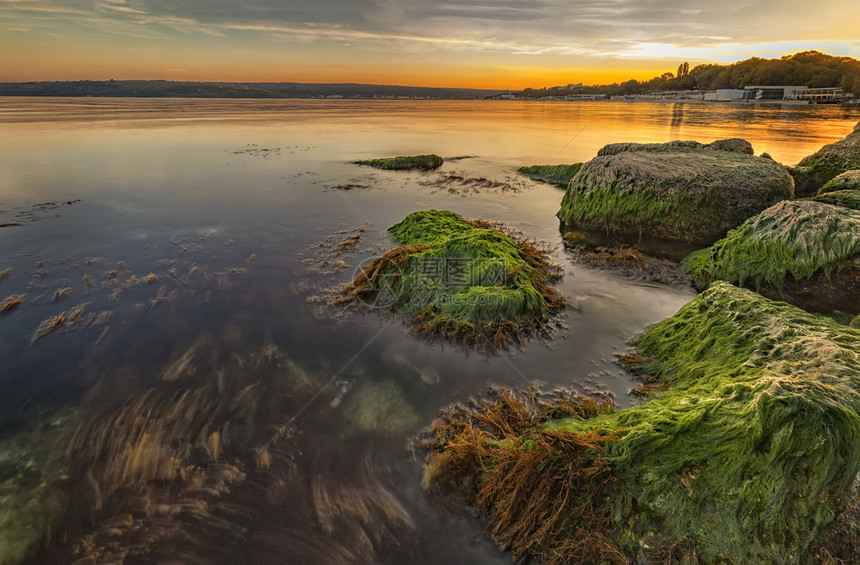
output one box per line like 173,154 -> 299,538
0,98 -> 858,564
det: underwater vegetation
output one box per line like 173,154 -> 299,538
354,154 -> 443,170
517,164 -> 582,186
791,122 -> 860,195
558,139 -> 793,244
339,210 -> 564,350
683,200 -> 860,314
424,283 -> 860,563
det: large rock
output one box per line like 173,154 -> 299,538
424,282 -> 860,563
683,199 -> 860,314
791,122 -> 860,195
558,139 -> 794,244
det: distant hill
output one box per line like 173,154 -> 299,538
518,51 -> 860,98
0,80 -> 503,100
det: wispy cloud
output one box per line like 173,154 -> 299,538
1,0 -> 858,80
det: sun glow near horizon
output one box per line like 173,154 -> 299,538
1,0 -> 859,89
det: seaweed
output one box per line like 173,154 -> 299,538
422,389 -> 624,565
810,189 -> 860,210
818,170 -> 860,195
683,200 -> 860,291
426,284 -> 860,563
517,164 -> 582,186
340,210 -> 564,350
354,154 -> 443,170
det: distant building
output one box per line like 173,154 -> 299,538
564,94 -> 605,101
742,86 -> 806,100
794,87 -> 847,102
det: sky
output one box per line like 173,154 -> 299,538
1,0 -> 859,89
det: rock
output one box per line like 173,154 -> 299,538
811,189 -> 860,211
597,138 -> 753,156
341,380 -> 417,435
425,283 -> 860,563
340,210 -> 564,350
790,124 -> 860,195
559,140 -> 794,244
517,163 -> 582,186
683,199 -> 860,314
354,154 -> 443,170
819,169 -> 860,194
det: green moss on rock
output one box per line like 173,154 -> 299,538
811,189 -> 860,210
355,154 -> 443,170
791,123 -> 860,195
342,210 -> 564,349
683,200 -> 860,300
598,282 -> 860,562
517,163 -> 582,186
558,139 -> 793,244
819,169 -> 860,195
425,283 -> 860,563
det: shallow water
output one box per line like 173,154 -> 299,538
0,98 -> 858,564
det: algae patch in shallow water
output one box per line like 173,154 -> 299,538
339,210 -> 564,349
517,163 -> 582,186
425,283 -> 860,563
354,154 -> 443,170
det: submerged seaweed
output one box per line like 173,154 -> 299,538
517,164 -> 582,186
355,154 -> 443,170
425,283 -> 860,563
340,210 -> 564,349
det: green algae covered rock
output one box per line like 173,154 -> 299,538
517,163 -> 582,186
811,189 -> 860,210
355,154 -> 443,170
819,169 -> 860,195
597,137 -> 754,156
601,282 -> 860,562
342,210 -> 563,349
791,123 -> 860,195
683,200 -> 860,314
558,139 -> 793,244
425,283 -> 860,563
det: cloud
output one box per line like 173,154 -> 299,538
1,0 -> 858,62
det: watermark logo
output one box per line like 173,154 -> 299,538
352,256 -> 509,309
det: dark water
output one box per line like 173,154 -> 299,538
0,98 -> 858,564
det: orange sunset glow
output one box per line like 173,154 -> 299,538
1,0 -> 859,88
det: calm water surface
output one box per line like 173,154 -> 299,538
0,98 -> 858,564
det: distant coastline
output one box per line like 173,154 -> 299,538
0,80 -> 503,100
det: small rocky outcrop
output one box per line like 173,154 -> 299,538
791,122 -> 860,195
683,199 -> 860,315
517,163 -> 582,186
558,139 -> 794,244
355,154 -> 443,170
339,210 -> 564,349
819,169 -> 860,194
812,189 -> 860,211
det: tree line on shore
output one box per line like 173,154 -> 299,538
518,51 -> 860,98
